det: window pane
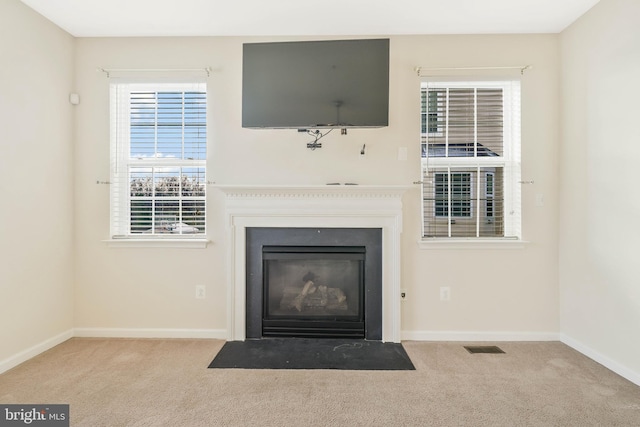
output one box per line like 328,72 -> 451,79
127,166 -> 205,236
450,173 -> 471,217
434,173 -> 471,218
181,199 -> 205,232
157,126 -> 183,159
423,167 -> 504,238
130,200 -> 152,234
477,89 -> 503,157
421,89 -> 443,137
447,88 -> 475,155
154,169 -> 180,197
422,88 -> 446,158
434,173 -> 448,217
154,200 -> 180,233
129,90 -> 206,160
130,92 -> 158,159
423,86 -> 504,159
181,167 -> 206,197
184,91 -> 207,160
478,169 -> 504,238
130,168 -> 153,197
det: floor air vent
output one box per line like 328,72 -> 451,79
464,345 -> 505,354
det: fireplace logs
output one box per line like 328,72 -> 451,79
286,271 -> 348,312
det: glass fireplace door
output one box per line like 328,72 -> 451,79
262,246 -> 365,338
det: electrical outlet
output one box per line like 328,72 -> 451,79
195,285 -> 206,299
440,286 -> 451,301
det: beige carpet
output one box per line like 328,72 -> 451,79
1,339 -> 639,426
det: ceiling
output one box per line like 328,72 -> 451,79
20,0 -> 600,38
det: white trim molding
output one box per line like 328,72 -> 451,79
560,334 -> 640,387
73,328 -> 227,339
215,184 -> 410,343
0,329 -> 74,375
418,238 -> 528,250
402,330 -> 560,342
104,239 -> 210,249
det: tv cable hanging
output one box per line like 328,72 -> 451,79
302,129 -> 333,150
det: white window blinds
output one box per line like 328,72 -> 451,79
421,80 -> 521,239
110,82 -> 207,238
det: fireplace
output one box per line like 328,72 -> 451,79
216,184 -> 408,343
246,228 -> 382,340
262,246 -> 365,338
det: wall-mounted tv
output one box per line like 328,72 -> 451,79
242,38 -> 389,129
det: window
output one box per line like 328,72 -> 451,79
421,81 -> 521,239
110,82 -> 207,238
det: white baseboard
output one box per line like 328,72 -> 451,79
73,328 -> 227,340
6,329 -> 637,388
560,334 -> 640,387
401,330 -> 560,342
0,329 -> 74,375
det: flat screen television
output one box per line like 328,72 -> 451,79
242,38 -> 389,129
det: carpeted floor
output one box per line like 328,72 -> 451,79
1,339 -> 639,426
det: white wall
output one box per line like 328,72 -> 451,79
72,34 -> 560,339
560,0 -> 640,383
0,0 -> 75,369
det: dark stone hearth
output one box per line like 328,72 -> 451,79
208,338 -> 415,370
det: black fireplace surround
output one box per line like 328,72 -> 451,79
246,228 -> 383,340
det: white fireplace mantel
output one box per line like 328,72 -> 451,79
216,184 -> 411,343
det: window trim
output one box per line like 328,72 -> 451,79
420,79 -> 521,242
109,81 -> 208,242
417,237 -> 528,250
103,238 -> 210,249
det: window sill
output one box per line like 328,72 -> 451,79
103,238 -> 210,249
418,238 -> 528,250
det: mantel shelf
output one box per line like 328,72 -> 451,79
213,184 -> 413,198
